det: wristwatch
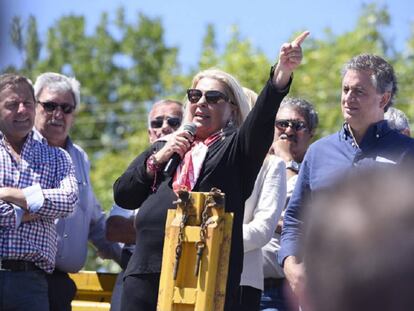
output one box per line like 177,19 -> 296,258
286,160 -> 300,173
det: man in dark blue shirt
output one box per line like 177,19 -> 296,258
279,54 -> 414,302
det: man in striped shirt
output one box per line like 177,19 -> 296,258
0,73 -> 78,311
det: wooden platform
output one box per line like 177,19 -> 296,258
69,271 -> 117,311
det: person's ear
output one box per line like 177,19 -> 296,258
380,92 -> 391,109
229,108 -> 237,123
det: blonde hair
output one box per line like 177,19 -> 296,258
242,87 -> 258,109
183,69 -> 250,128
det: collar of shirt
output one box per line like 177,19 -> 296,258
341,120 -> 391,149
32,129 -> 48,145
0,130 -> 35,155
32,129 -> 74,151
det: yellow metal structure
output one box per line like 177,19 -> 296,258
69,271 -> 117,311
158,188 -> 233,311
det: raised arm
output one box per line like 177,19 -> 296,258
272,31 -> 310,90
237,31 -> 310,193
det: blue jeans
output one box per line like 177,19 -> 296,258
0,270 -> 49,311
260,278 -> 295,311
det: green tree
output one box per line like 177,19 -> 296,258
9,8 -> 181,156
6,3 -> 414,272
289,3 -> 394,138
197,24 -> 271,94
394,22 -> 414,122
220,26 -> 271,93
198,24 -> 219,70
25,16 -> 41,71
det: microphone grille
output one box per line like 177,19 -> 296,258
183,122 -> 197,136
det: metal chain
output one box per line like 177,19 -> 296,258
173,190 -> 190,280
194,189 -> 218,276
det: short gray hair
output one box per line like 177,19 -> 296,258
279,97 -> 319,132
341,54 -> 397,111
34,72 -> 80,108
384,107 -> 410,132
147,99 -> 183,127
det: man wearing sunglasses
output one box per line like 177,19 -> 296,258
147,99 -> 183,143
33,72 -> 122,311
261,97 -> 318,311
0,73 -> 78,311
106,99 -> 183,311
279,54 -> 414,307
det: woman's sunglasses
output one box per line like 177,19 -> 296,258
275,119 -> 307,131
187,89 -> 229,105
38,101 -> 75,114
150,117 -> 181,129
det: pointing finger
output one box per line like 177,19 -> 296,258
292,31 -> 310,47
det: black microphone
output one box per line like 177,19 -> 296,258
163,123 -> 197,177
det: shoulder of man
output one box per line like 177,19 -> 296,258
67,138 -> 90,163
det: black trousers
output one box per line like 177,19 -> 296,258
236,285 -> 262,311
121,273 -> 161,311
46,270 -> 77,311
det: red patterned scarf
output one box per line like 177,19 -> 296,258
172,131 -> 223,192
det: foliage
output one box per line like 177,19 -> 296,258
5,3 -> 414,271
9,8 -> 182,155
394,23 -> 414,123
90,128 -> 150,210
198,24 -> 271,93
289,3 -> 394,138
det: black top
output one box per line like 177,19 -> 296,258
113,77 -> 290,307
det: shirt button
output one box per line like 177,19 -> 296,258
63,234 -> 68,238
376,134 -> 380,138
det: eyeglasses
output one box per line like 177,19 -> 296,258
38,101 -> 75,114
187,89 -> 229,105
275,119 -> 307,131
150,117 -> 181,129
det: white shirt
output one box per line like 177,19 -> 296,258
262,174 -> 298,279
240,155 -> 287,290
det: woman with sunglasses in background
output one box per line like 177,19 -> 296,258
113,31 -> 309,311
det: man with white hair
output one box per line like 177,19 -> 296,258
385,106 -> 411,136
34,72 -> 121,311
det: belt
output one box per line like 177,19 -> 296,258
0,259 -> 41,272
264,277 -> 284,288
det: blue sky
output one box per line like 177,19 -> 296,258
1,0 -> 413,71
